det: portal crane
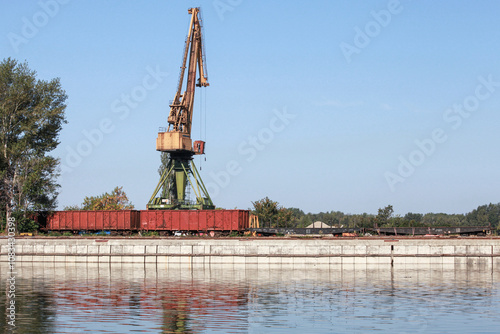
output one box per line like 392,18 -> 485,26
148,7 -> 214,210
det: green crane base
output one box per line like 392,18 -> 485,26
147,155 -> 214,210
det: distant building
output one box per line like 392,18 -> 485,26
306,221 -> 330,228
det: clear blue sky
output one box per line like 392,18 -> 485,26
2,1 -> 500,215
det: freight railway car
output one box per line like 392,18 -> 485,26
140,210 -> 249,236
38,210 -> 141,234
38,210 -> 250,235
371,226 -> 492,236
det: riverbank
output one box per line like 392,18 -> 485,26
1,237 -> 500,268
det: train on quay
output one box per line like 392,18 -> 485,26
35,210 -> 249,236
32,210 -> 493,237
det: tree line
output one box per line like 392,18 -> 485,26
251,197 -> 500,230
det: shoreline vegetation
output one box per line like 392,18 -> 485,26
251,198 -> 500,231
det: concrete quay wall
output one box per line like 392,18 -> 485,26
2,238 -> 500,267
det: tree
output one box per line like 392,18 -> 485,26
404,212 -> 423,225
65,186 -> 134,210
375,205 -> 394,227
158,152 -> 175,201
0,58 -> 67,231
276,207 -> 293,228
252,197 -> 279,227
251,197 -> 295,228
287,207 -> 305,228
466,203 -> 500,227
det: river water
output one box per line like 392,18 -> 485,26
1,260 -> 499,333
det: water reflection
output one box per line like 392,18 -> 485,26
1,261 -> 499,333
0,277 -> 56,334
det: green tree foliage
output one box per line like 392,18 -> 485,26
375,205 -> 394,227
158,152 -> 170,176
65,186 -> 134,210
0,58 -> 67,231
276,207 -> 293,228
404,212 -> 423,225
63,205 -> 80,211
420,213 -> 466,227
158,152 -> 176,200
252,202 -> 500,231
466,203 -> 500,228
252,197 -> 279,227
288,207 -> 304,221
350,213 -> 373,228
287,207 -> 308,227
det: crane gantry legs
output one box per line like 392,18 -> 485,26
147,153 -> 214,210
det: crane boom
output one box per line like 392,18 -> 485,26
158,7 -> 208,151
148,7 -> 214,210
